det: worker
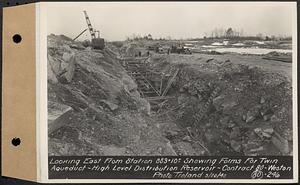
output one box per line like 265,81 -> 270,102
155,46 -> 159,53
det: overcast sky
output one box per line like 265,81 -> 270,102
46,2 -> 295,41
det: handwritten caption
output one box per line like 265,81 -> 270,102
49,156 -> 292,179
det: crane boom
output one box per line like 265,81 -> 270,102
83,10 -> 96,39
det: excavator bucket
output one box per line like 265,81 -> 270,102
91,38 -> 105,50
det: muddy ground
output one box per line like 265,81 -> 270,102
48,35 -> 293,156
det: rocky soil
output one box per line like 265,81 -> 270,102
48,35 -> 293,156
148,54 -> 292,156
48,35 -> 175,156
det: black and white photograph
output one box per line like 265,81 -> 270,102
45,1 -> 297,181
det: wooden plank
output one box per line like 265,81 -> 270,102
161,69 -> 179,97
146,96 -> 174,101
262,56 -> 292,63
138,73 -> 160,96
143,91 -> 157,94
159,75 -> 163,95
121,57 -> 148,61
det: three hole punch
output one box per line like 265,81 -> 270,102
11,137 -> 21,146
12,34 -> 22,43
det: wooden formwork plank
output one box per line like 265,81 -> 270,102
146,96 -> 174,101
161,69 -> 179,97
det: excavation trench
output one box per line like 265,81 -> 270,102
124,59 -> 228,156
125,54 -> 293,156
47,35 -> 292,156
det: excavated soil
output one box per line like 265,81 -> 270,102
48,36 -> 293,156
148,54 -> 292,156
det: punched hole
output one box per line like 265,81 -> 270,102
11,137 -> 21,146
12,34 -> 22,43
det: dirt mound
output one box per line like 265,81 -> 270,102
47,35 -> 176,156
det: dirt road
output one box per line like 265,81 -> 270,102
159,53 -> 292,81
202,53 -> 292,80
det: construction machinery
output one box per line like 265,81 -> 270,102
170,45 -> 192,54
73,10 -> 105,50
